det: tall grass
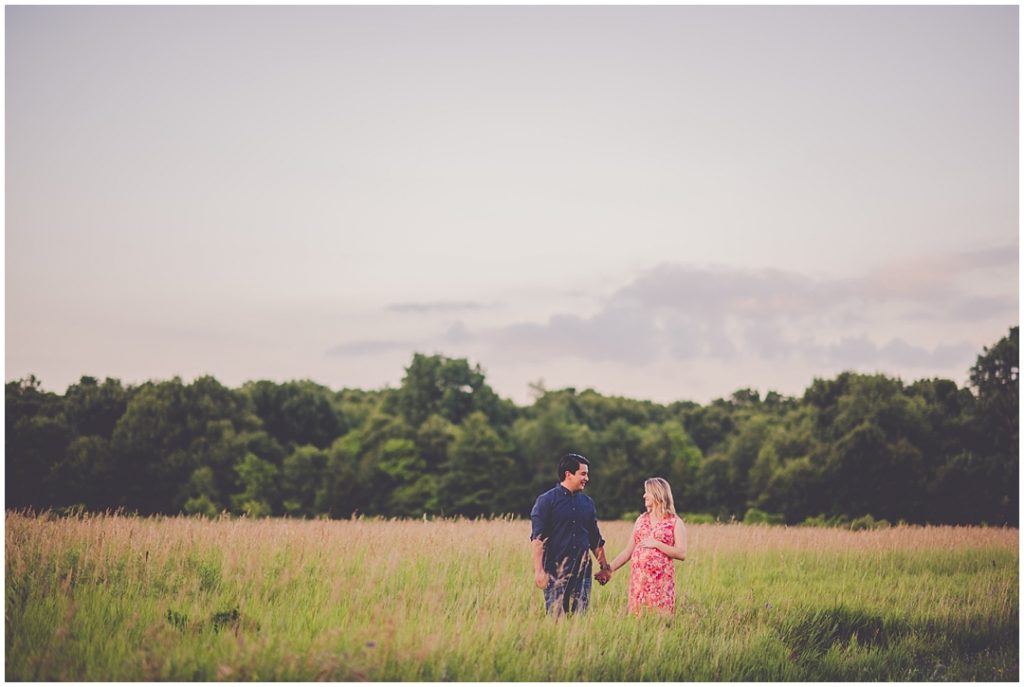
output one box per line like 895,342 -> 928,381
5,512 -> 1018,681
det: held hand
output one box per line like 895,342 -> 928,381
640,538 -> 660,549
594,568 -> 612,585
534,570 -> 549,590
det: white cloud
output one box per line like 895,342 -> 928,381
468,248 -> 1016,372
386,301 -> 490,313
326,247 -> 1015,386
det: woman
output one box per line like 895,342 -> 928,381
608,477 -> 687,615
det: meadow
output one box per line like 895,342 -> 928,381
5,511 -> 1018,681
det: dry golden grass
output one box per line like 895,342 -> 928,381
10,512 -> 1013,571
671,520 -> 1017,553
5,511 -> 1019,681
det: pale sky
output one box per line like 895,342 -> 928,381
6,5 -> 1019,405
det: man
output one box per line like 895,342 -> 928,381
530,453 -> 612,617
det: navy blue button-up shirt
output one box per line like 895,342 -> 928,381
530,484 -> 606,578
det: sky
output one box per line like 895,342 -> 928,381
5,5 -> 1019,405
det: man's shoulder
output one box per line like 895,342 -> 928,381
533,484 -> 561,505
544,487 -> 569,501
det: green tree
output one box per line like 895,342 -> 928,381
587,419 -> 645,518
954,326 -> 1020,525
639,420 -> 703,513
7,328 -> 1014,524
315,431 -> 362,518
722,414 -> 775,512
281,445 -> 328,517
63,376 -> 129,438
574,389 -> 666,431
438,412 -> 517,517
748,443 -> 781,505
244,380 -> 346,449
825,422 -> 925,521
928,451 -> 1011,525
692,455 -> 732,518
756,456 -> 828,523
346,410 -> 417,514
48,435 -> 115,511
231,453 -> 279,517
335,388 -> 388,433
415,414 -> 456,471
804,373 -> 932,522
6,376 -> 71,509
677,400 -> 735,454
397,354 -> 515,428
183,466 -> 223,517
377,438 -> 436,516
512,390 -> 594,504
111,376 -> 253,514
970,325 -> 1019,454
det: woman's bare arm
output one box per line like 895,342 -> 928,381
608,520 -> 640,572
641,517 -> 687,560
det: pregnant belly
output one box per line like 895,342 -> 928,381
632,548 -> 670,567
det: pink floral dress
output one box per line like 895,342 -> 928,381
628,513 -> 676,615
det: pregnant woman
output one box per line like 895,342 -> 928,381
608,477 -> 687,615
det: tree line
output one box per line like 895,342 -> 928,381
6,327 -> 1018,526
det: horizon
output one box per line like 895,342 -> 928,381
6,329 -> 1009,407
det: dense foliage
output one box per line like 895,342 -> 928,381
6,328 -> 1018,525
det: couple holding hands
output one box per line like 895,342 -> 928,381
530,453 -> 687,617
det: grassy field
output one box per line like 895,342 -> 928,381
5,511 -> 1018,681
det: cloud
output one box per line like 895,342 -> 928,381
906,294 -> 1019,323
326,320 -> 474,357
817,337 -> 974,369
487,306 -> 661,365
477,248 -> 1013,370
326,339 -> 415,356
615,263 -> 843,319
958,245 -> 1019,270
444,321 -> 474,344
860,244 -> 1018,301
326,247 -> 1014,377
386,301 -> 489,313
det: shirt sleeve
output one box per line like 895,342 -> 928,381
587,499 -> 606,550
529,493 -> 549,541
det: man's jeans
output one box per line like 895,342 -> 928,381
543,569 -> 592,616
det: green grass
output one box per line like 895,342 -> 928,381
5,512 -> 1018,680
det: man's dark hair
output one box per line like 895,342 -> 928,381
558,453 -> 590,482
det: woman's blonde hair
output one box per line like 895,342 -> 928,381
644,477 -> 676,518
